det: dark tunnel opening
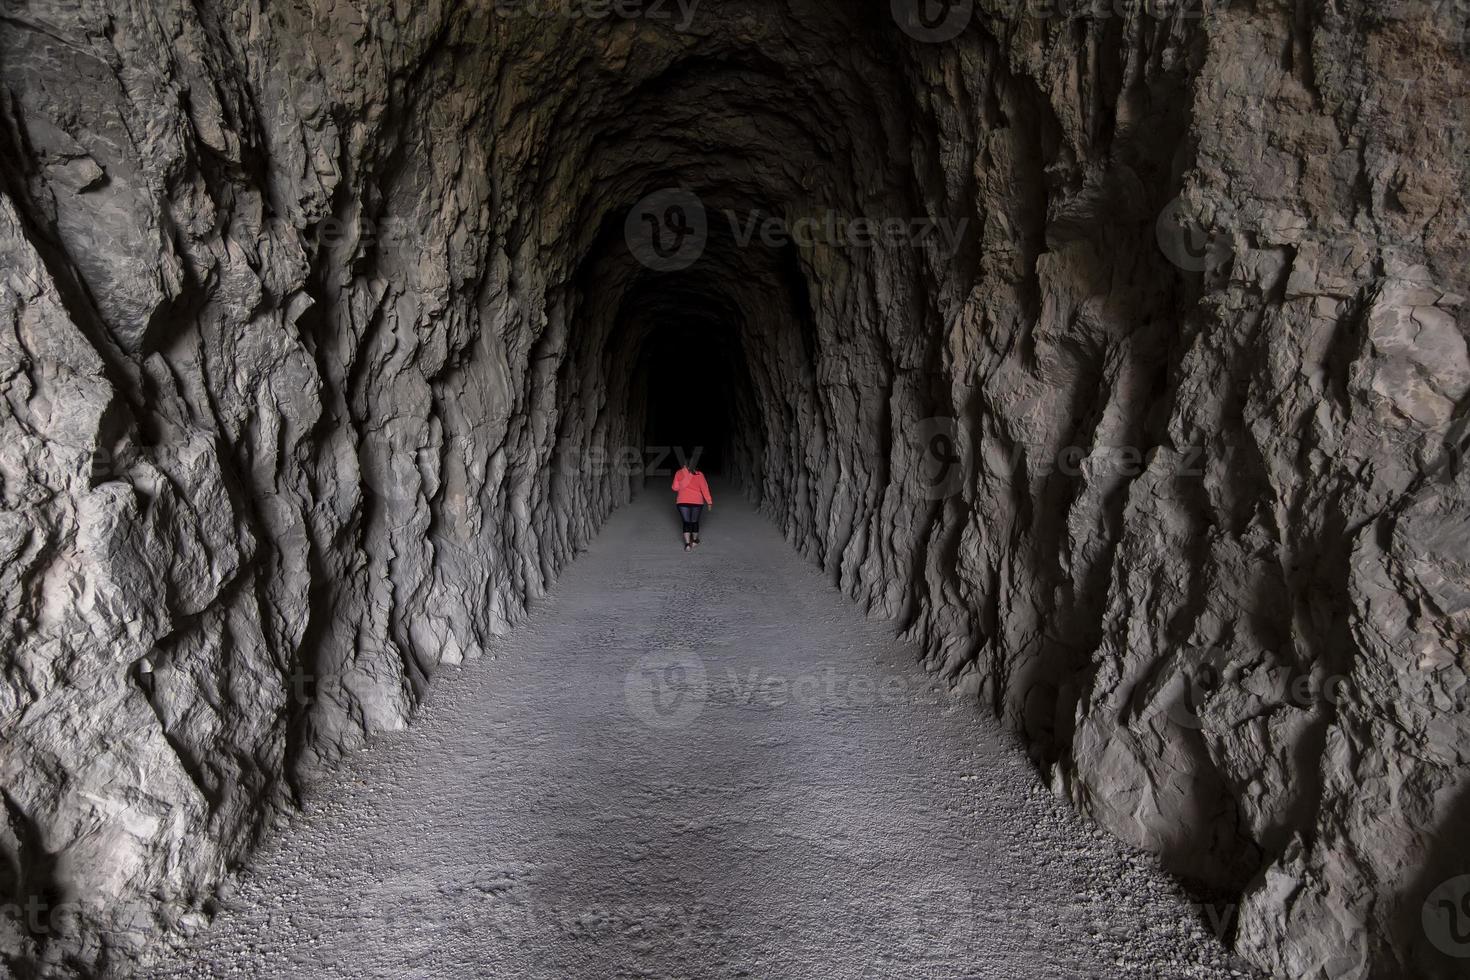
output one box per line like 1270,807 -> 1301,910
578,205 -> 809,503
637,323 -> 735,476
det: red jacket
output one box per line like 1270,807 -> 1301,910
672,468 -> 712,505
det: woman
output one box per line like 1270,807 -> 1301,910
671,462 -> 713,551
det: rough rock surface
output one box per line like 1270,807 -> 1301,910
0,1 -> 1465,977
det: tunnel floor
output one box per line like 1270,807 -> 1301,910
154,488 -> 1257,979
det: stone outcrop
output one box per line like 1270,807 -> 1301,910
0,1 -> 1465,977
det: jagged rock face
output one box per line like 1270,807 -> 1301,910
0,1 -> 1465,976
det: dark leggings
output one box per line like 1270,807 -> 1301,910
677,503 -> 704,534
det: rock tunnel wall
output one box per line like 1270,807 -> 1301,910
0,1 -> 1466,977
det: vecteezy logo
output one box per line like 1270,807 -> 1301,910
1424,875 -> 1470,958
1155,196 -> 1230,273
914,417 -> 967,499
625,188 -> 707,271
891,0 -> 973,42
1165,655 -> 1224,731
625,648 -> 708,729
360,445 -> 422,508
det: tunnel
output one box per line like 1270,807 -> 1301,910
635,322 -> 736,477
1,1 -> 1468,978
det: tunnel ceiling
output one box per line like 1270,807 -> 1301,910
1,1 -> 1467,978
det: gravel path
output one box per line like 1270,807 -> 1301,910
153,485 -> 1261,979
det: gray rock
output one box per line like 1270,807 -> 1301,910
0,0 -> 1465,977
